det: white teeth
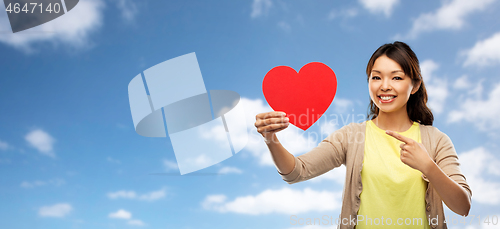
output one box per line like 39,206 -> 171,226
380,96 -> 395,101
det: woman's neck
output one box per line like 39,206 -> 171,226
372,107 -> 414,132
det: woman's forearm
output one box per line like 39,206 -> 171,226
265,134 -> 296,175
423,162 -> 471,216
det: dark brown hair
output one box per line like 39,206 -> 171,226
366,41 -> 434,125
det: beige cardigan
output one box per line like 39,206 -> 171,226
279,121 -> 472,229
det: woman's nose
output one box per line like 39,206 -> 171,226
381,79 -> 392,91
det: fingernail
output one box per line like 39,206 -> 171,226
284,117 -> 289,122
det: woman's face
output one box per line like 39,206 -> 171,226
368,55 -> 419,115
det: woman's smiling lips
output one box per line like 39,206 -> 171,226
378,94 -> 397,103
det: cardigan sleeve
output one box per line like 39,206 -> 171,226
279,123 -> 351,184
422,128 -> 472,201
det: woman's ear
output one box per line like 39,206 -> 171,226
411,80 -> 421,95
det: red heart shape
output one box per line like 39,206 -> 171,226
262,62 -> 337,131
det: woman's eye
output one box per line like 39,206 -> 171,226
371,76 -> 381,80
393,76 -> 403,80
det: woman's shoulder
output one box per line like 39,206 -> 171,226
418,123 -> 446,137
417,122 -> 453,147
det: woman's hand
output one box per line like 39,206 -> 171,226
386,130 -> 471,216
255,111 -> 290,142
385,130 -> 434,175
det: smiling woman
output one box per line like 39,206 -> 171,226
254,41 -> 472,229
366,42 -> 433,127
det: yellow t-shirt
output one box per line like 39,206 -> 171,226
357,120 -> 430,229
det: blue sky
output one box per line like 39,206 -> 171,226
1,0 -> 500,228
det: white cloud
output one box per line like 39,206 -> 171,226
331,98 -> 353,113
202,187 -> 341,215
327,8 -> 358,21
420,59 -> 439,83
310,165 -> 346,185
107,187 -> 166,201
138,188 -> 166,201
202,194 -> 227,209
320,121 -> 338,136
448,82 -> 500,130
458,147 -> 500,205
218,166 -> 243,174
107,157 -> 121,164
0,0 -> 105,52
420,60 -> 448,114
21,178 -> 64,188
359,0 -> 399,17
163,159 -> 178,170
109,209 -> 146,226
25,129 -> 56,158
0,140 -> 9,150
251,0 -> 272,18
199,124 -> 227,147
0,159 -> 11,164
115,0 -> 138,22
108,190 -> 137,199
181,153 -> 215,169
426,80 -> 448,115
128,219 -> 146,226
452,75 -> 484,100
109,209 -> 132,219
240,98 -> 318,166
22,180 -> 46,188
38,203 -> 72,218
403,0 -> 496,39
277,21 -> 291,32
463,32 -> 500,67
453,75 -> 471,90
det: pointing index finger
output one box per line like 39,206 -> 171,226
385,130 -> 412,144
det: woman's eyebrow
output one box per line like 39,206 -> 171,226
371,70 -> 404,74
